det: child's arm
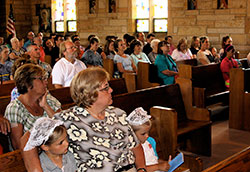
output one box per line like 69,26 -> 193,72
132,144 -> 171,172
20,132 -> 43,172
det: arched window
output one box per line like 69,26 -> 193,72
135,0 -> 168,33
52,0 -> 77,33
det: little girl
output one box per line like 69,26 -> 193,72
127,107 -> 171,172
24,117 -> 76,172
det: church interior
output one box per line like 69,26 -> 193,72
0,0 -> 250,171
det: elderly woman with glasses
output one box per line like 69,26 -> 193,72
21,67 -> 140,172
4,64 -> 61,150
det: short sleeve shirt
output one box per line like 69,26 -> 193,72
52,58 -> 87,87
114,54 -> 133,71
171,49 -> 192,62
4,94 -> 61,132
40,151 -> 77,172
130,52 -> 151,68
0,61 -> 13,81
54,106 -> 138,172
81,49 -> 103,67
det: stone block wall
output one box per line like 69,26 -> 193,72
2,0 -> 250,57
168,0 -> 250,58
77,0 -> 133,46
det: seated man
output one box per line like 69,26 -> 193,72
81,37 -> 103,67
52,40 -> 87,88
27,44 -> 52,77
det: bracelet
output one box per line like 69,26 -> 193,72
137,168 -> 147,172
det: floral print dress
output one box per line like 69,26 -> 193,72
54,106 -> 138,172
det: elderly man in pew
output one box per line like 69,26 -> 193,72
27,44 -> 52,77
4,64 -> 61,150
51,40 -> 87,88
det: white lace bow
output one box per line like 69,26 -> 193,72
126,107 -> 151,126
23,117 -> 64,151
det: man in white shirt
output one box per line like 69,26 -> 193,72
52,40 -> 87,88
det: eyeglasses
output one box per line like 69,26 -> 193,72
66,46 -> 77,50
33,75 -> 48,81
99,83 -> 111,92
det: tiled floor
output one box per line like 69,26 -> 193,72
200,120 -> 250,169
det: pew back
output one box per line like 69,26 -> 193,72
103,58 -> 114,78
229,68 -> 250,131
0,81 -> 15,97
203,146 -> 250,172
113,84 -> 187,123
0,150 -> 26,172
176,58 -> 198,66
137,62 -> 160,89
191,63 -> 226,96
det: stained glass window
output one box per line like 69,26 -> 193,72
135,0 -> 168,33
153,0 -> 168,18
67,21 -> 77,32
52,0 -> 77,33
55,21 -> 64,32
52,0 -> 64,21
136,0 -> 149,18
65,0 -> 76,20
136,19 -> 149,32
154,19 -> 167,32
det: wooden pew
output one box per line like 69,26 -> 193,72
47,78 -> 131,110
0,81 -> 15,97
103,58 -> 114,78
229,68 -> 250,131
176,58 -> 198,67
176,63 -> 229,117
150,107 -> 203,172
137,62 -> 160,89
112,84 -> 211,157
0,78 -> 54,97
0,149 -> 26,172
238,58 -> 249,69
203,146 -> 250,172
0,96 -> 11,115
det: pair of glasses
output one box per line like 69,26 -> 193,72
99,84 -> 110,92
33,75 -> 48,81
66,46 -> 77,50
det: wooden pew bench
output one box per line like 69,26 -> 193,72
203,146 -> 250,172
229,68 -> 250,131
0,78 -> 54,97
137,62 -> 161,89
0,150 -> 26,172
177,63 -> 229,118
0,81 -> 15,97
176,58 -> 198,67
112,84 -> 212,157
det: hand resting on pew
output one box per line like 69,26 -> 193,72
0,116 -> 10,135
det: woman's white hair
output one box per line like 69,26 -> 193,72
10,37 -> 19,44
150,39 -> 160,48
